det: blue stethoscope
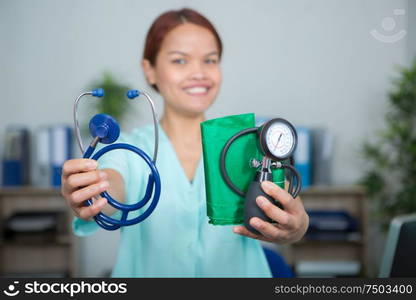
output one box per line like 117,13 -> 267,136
73,88 -> 161,230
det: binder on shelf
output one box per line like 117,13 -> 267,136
2,126 -> 30,186
49,125 -> 73,187
32,126 -> 51,187
294,126 -> 312,189
311,128 -> 333,186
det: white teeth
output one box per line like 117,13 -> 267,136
185,87 -> 208,94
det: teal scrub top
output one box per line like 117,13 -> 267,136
72,124 -> 272,278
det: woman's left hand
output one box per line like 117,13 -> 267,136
233,181 -> 309,244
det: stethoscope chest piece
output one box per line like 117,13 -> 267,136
89,114 -> 120,144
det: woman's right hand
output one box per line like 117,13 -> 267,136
61,158 -> 109,220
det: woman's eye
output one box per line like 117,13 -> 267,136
205,58 -> 218,64
172,58 -> 186,64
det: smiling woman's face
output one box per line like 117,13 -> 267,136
143,23 -> 222,117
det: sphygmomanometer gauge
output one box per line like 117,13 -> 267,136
258,118 -> 297,161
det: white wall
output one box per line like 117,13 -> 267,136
408,0 -> 416,62
1,0 -> 412,276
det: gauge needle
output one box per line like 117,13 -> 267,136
274,133 -> 283,151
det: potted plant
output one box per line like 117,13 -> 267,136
361,59 -> 416,227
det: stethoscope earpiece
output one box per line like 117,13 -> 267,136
126,89 -> 140,99
91,88 -> 105,98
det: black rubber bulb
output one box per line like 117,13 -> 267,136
244,170 -> 283,235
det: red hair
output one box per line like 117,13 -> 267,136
143,8 -> 223,91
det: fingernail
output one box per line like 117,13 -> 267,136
251,218 -> 261,227
261,181 -> 274,191
100,181 -> 109,189
86,160 -> 98,169
256,196 -> 268,206
98,198 -> 107,207
99,171 -> 108,180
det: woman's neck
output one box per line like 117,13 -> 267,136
159,108 -> 205,181
160,109 -> 204,143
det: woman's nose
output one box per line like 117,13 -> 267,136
189,62 -> 206,80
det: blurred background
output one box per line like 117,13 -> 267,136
0,0 -> 415,278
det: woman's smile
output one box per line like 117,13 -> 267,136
183,84 -> 211,96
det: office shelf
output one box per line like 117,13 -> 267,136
280,185 -> 369,277
0,187 -> 76,277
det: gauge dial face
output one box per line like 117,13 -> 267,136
264,120 -> 296,160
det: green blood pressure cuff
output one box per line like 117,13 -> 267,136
201,113 -> 285,225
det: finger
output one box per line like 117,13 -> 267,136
62,159 -> 98,178
66,170 -> 108,191
69,181 -> 109,205
233,225 -> 267,241
77,197 -> 108,220
256,196 -> 295,228
261,181 -> 297,211
249,217 -> 286,241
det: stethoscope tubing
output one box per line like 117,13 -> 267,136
83,143 -> 161,212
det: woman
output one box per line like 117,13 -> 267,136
61,8 -> 309,277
